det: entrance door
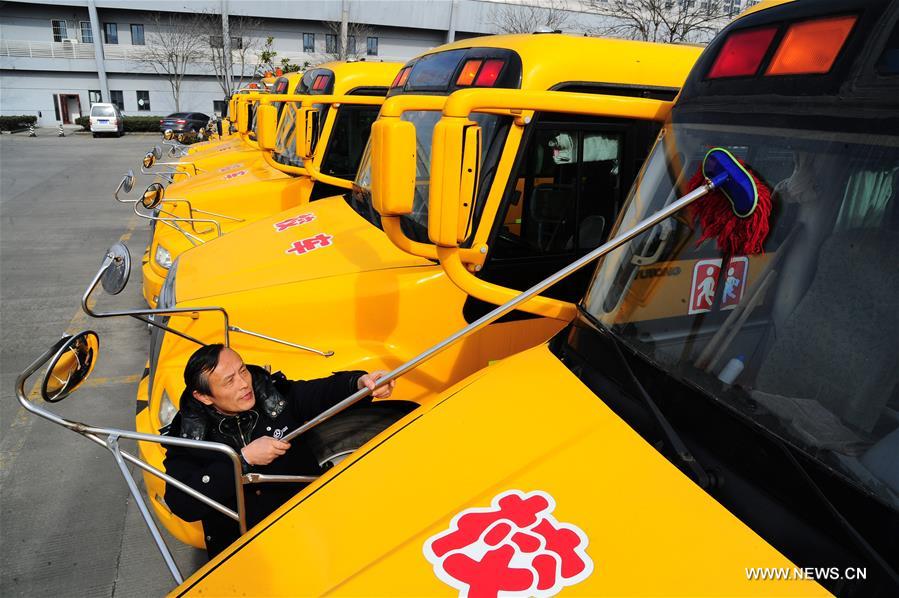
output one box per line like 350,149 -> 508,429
58,94 -> 82,123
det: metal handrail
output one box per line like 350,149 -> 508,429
82,244 -> 335,357
14,338 -> 247,584
132,201 -> 223,238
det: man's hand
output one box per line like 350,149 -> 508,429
357,370 -> 395,398
241,436 -> 290,466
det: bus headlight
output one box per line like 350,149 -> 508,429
158,389 -> 177,429
154,244 -> 173,269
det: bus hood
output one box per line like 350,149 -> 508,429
175,345 -> 824,597
175,196 -> 432,303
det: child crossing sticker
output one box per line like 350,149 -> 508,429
688,256 -> 748,314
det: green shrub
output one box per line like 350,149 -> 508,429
0,115 -> 37,131
76,116 -> 90,131
124,116 -> 163,132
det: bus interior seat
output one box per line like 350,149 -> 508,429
750,168 -> 899,453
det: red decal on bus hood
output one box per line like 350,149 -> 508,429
424,490 -> 593,597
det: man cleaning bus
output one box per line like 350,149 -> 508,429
162,344 -> 395,558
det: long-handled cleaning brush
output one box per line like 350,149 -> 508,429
686,147 -> 773,255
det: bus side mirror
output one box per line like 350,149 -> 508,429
370,119 -> 416,216
300,107 -> 319,158
143,151 -> 156,169
141,182 -> 165,210
163,129 -> 174,141
100,241 -> 132,295
429,119 -> 481,247
236,101 -> 249,134
41,331 -> 100,403
257,104 -> 278,151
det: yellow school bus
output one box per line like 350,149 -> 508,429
134,33 -> 701,548
140,62 -> 402,306
160,74 -> 295,169
173,0 -> 899,594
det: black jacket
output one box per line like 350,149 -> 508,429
163,365 -> 364,558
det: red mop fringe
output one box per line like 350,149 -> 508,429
686,165 -> 772,256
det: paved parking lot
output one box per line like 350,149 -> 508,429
1,132 -> 205,596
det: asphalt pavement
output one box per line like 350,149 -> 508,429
1,131 -> 205,596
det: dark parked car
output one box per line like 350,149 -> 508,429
158,112 -> 210,134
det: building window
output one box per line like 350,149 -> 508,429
79,21 -> 93,43
104,23 -> 118,44
110,90 -> 124,111
325,33 -> 337,54
130,24 -> 144,45
231,36 -> 243,49
213,100 -> 227,116
136,90 -> 150,111
347,35 -> 356,55
303,33 -> 315,53
367,36 -> 378,56
51,20 -> 68,42
89,90 -> 102,104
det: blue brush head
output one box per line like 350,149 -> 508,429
702,147 -> 758,218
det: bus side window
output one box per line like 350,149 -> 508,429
471,122 -> 631,310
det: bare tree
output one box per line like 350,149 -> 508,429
319,21 -> 375,61
139,12 -> 207,111
202,13 -> 264,97
584,0 -> 733,43
489,0 -> 572,34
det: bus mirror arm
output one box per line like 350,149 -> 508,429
262,149 -> 308,177
438,245 -> 577,320
14,335 -> 249,586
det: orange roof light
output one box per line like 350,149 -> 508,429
456,60 -> 483,86
766,15 -> 856,75
391,66 -> 411,88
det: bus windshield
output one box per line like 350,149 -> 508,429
583,112 -> 899,510
272,103 -> 304,168
350,110 -> 508,238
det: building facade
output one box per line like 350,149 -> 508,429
1,0 -> 614,125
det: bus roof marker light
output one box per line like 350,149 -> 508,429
766,15 -> 856,75
475,59 -> 504,86
391,66 -> 411,88
707,26 -> 778,78
456,60 -> 483,86
687,148 -> 772,255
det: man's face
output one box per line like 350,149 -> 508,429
193,348 -> 255,415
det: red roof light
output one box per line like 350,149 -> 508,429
312,75 -> 330,91
475,59 -> 504,86
707,26 -> 778,79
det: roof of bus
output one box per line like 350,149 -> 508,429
310,60 -> 404,94
421,33 -> 704,92
739,0 -> 796,17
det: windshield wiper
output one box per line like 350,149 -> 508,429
609,332 -> 713,490
774,438 -> 899,589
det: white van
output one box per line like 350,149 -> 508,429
89,103 -> 124,137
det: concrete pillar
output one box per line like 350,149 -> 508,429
87,0 -> 109,102
340,0 -> 349,59
221,0 -> 232,97
446,0 -> 458,43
